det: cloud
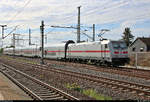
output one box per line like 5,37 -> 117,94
0,0 -> 150,47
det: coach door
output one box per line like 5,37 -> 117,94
101,44 -> 104,59
102,44 -> 108,59
104,44 -> 108,58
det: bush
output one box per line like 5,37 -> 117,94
65,83 -> 112,100
83,89 -> 112,100
66,83 -> 82,92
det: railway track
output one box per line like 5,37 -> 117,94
0,63 -> 79,100
29,64 -> 150,100
28,63 -> 150,99
2,55 -> 150,80
90,66 -> 150,80
46,60 -> 150,80
1,60 -> 150,100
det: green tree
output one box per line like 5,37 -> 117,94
122,27 -> 134,46
0,48 -> 3,54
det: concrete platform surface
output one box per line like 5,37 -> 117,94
0,72 -> 32,100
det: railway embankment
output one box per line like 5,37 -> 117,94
1,55 -> 150,100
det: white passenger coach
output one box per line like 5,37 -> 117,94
4,39 -> 129,66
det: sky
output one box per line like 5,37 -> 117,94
0,0 -> 150,47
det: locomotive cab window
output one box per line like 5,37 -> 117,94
112,43 -> 119,49
120,43 -> 127,49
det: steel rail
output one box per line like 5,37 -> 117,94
0,64 -> 79,100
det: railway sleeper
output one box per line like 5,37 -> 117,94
138,87 -> 143,89
138,93 -> 145,96
146,90 -> 150,92
142,88 -> 149,91
122,84 -> 130,87
33,87 -> 49,91
112,86 -> 117,89
40,94 -> 61,98
44,96 -> 64,100
29,85 -> 45,88
30,85 -> 46,88
37,92 -> 58,96
102,84 -> 107,86
35,91 -> 54,94
97,83 -> 103,85
118,88 -> 124,90
130,91 -> 137,94
32,89 -> 51,93
130,85 -> 136,88
118,83 -> 125,86
107,85 -> 113,87
32,88 -> 50,91
147,95 -> 150,98
110,81 -> 115,83
113,82 -> 120,84
100,84 -> 106,87
123,89 -> 130,92
93,81 -> 98,84
134,87 -> 142,90
60,98 -> 69,100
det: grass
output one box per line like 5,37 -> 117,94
66,83 -> 82,92
83,89 -> 112,100
2,55 -> 38,65
65,83 -> 112,100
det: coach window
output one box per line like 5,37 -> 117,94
105,44 -> 108,48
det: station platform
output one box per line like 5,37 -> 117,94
0,72 -> 32,100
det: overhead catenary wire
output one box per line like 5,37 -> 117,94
2,1 -> 149,46
48,1 -> 128,33
45,28 -> 55,35
4,26 -> 18,30
57,1 -> 129,23
4,0 -> 22,18
83,1 -> 129,16
3,25 -> 19,39
6,0 -> 32,26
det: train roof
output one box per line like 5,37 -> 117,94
4,47 -> 13,51
44,43 -> 66,48
44,39 -> 125,48
10,45 -> 40,50
44,41 -> 102,47
4,40 -> 126,50
69,40 -> 110,46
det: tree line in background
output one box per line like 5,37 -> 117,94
122,27 -> 134,47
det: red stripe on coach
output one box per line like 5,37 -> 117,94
47,50 -> 110,53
